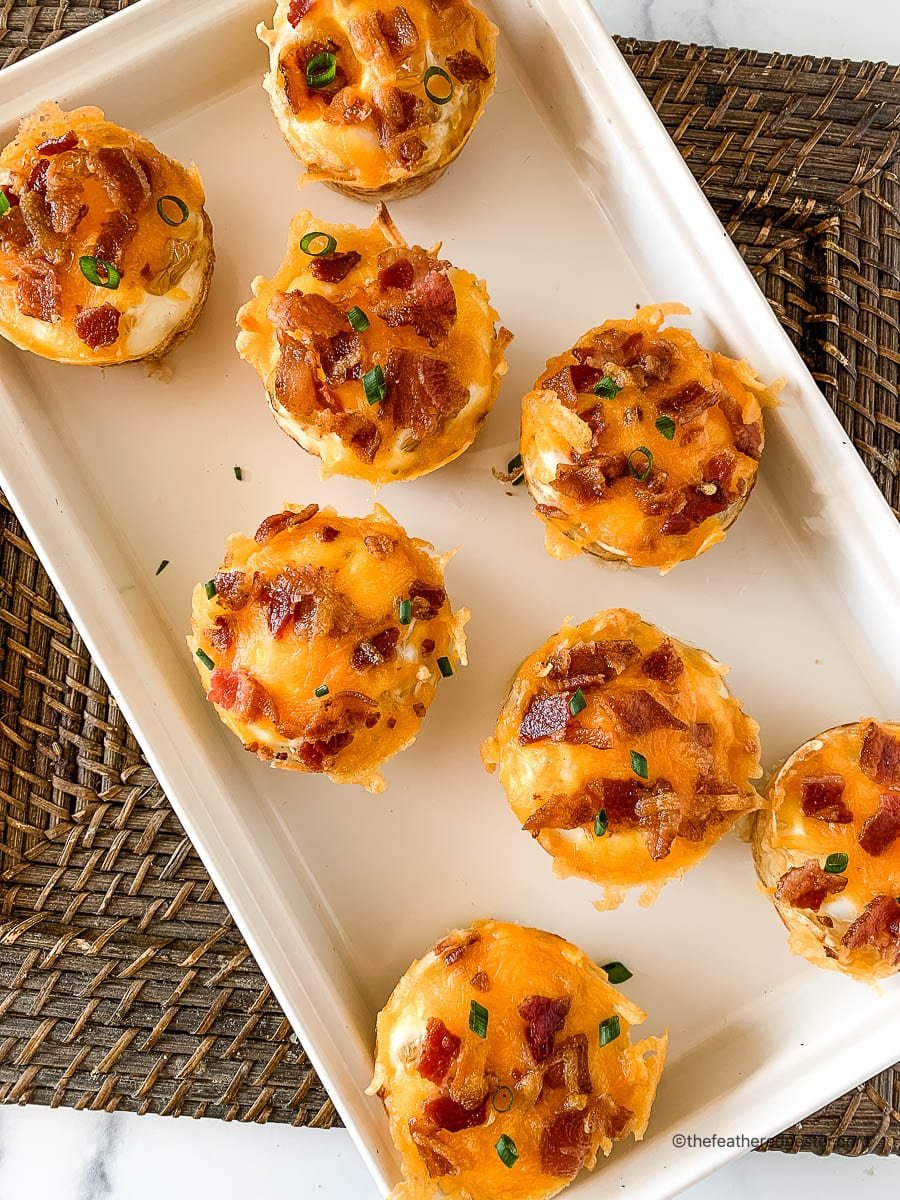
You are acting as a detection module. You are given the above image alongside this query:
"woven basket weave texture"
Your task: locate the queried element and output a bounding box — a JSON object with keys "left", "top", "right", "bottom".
{"left": 0, "top": 0, "right": 898, "bottom": 1156}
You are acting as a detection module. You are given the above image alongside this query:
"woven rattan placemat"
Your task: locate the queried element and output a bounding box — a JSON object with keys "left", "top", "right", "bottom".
{"left": 0, "top": 0, "right": 898, "bottom": 1157}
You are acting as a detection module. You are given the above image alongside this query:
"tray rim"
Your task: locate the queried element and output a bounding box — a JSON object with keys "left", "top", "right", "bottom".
{"left": 0, "top": 1, "right": 899, "bottom": 1197}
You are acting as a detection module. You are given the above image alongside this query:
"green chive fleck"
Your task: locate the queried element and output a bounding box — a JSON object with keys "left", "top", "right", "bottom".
{"left": 300, "top": 230, "right": 338, "bottom": 256}
{"left": 205, "top": 579, "right": 217, "bottom": 600}
{"left": 424, "top": 65, "right": 454, "bottom": 105}
{"left": 593, "top": 375, "right": 621, "bottom": 399}
{"left": 157, "top": 195, "right": 190, "bottom": 227}
{"left": 305, "top": 51, "right": 337, "bottom": 90}
{"left": 655, "top": 415, "right": 676, "bottom": 440}
{"left": 233, "top": 466, "right": 243, "bottom": 481}
{"left": 569, "top": 688, "right": 586, "bottom": 717}
{"left": 80, "top": 255, "right": 120, "bottom": 290}
{"left": 398, "top": 598, "right": 413, "bottom": 626}
{"left": 495, "top": 1134, "right": 518, "bottom": 1169}
{"left": 492, "top": 1086, "right": 513, "bottom": 1113}
{"left": 594, "top": 808, "right": 608, "bottom": 838}
{"left": 347, "top": 306, "right": 370, "bottom": 333}
{"left": 196, "top": 648, "right": 214, "bottom": 671}
{"left": 630, "top": 750, "right": 648, "bottom": 779}
{"left": 363, "top": 365, "right": 388, "bottom": 406}
{"left": 155, "top": 560, "right": 169, "bottom": 576}
{"left": 507, "top": 453, "right": 523, "bottom": 474}
{"left": 824, "top": 852, "right": 848, "bottom": 874}
{"left": 0, "top": 192, "right": 10, "bottom": 217}
{"left": 314, "top": 684, "right": 329, "bottom": 698}
{"left": 628, "top": 446, "right": 654, "bottom": 481}
{"left": 469, "top": 1000, "right": 489, "bottom": 1039}
{"left": 603, "top": 962, "right": 633, "bottom": 985}
{"left": 599, "top": 1015, "right": 621, "bottom": 1047}
{"left": 437, "top": 656, "right": 454, "bottom": 678}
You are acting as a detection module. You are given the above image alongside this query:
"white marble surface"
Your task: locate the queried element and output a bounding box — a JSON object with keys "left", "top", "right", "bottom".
{"left": 5, "top": 1, "right": 900, "bottom": 1198}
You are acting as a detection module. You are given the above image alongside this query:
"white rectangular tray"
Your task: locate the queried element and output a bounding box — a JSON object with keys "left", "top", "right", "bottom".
{"left": 1, "top": 1, "right": 899, "bottom": 1196}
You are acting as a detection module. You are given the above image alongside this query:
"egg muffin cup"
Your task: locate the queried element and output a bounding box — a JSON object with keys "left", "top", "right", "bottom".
{"left": 370, "top": 919, "right": 666, "bottom": 1200}
{"left": 237, "top": 204, "right": 510, "bottom": 485}
{"left": 0, "top": 101, "right": 214, "bottom": 365}
{"left": 482, "top": 609, "right": 763, "bottom": 909}
{"left": 189, "top": 503, "right": 468, "bottom": 793}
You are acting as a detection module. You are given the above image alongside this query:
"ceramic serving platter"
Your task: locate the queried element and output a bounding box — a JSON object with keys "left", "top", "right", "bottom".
{"left": 0, "top": 1, "right": 898, "bottom": 1196}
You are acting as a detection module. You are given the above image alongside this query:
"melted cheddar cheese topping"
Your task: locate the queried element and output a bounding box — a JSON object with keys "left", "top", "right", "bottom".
{"left": 237, "top": 206, "right": 510, "bottom": 485}
{"left": 0, "top": 102, "right": 213, "bottom": 365}
{"left": 259, "top": 0, "right": 497, "bottom": 199}
{"left": 188, "top": 503, "right": 468, "bottom": 793}
{"left": 370, "top": 920, "right": 666, "bottom": 1200}
{"left": 753, "top": 721, "right": 900, "bottom": 980}
{"left": 482, "top": 609, "right": 762, "bottom": 909}
{"left": 521, "top": 305, "right": 778, "bottom": 572}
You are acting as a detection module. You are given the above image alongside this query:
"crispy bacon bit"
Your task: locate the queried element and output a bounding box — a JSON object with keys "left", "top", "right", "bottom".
{"left": 604, "top": 689, "right": 687, "bottom": 734}
{"left": 720, "top": 395, "right": 763, "bottom": 461}
{"left": 372, "top": 83, "right": 426, "bottom": 149}
{"left": 377, "top": 6, "right": 419, "bottom": 58}
{"left": 523, "top": 794, "right": 596, "bottom": 835}
{"left": 208, "top": 669, "right": 278, "bottom": 724}
{"left": 589, "top": 777, "right": 642, "bottom": 827}
{"left": 860, "top": 722, "right": 900, "bottom": 788}
{"left": 434, "top": 930, "right": 480, "bottom": 966}
{"left": 0, "top": 184, "right": 19, "bottom": 207}
{"left": 91, "top": 147, "right": 152, "bottom": 214}
{"left": 540, "top": 1110, "right": 592, "bottom": 1178}
{"left": 262, "top": 566, "right": 357, "bottom": 640}
{"left": 841, "top": 896, "right": 900, "bottom": 963}
{"left": 544, "top": 1033, "right": 592, "bottom": 1095}
{"left": 208, "top": 617, "right": 233, "bottom": 652}
{"left": 660, "top": 483, "right": 730, "bottom": 535}
{"left": 287, "top": 0, "right": 315, "bottom": 24}
{"left": 548, "top": 640, "right": 639, "bottom": 688}
{"left": 308, "top": 250, "right": 362, "bottom": 284}
{"left": 74, "top": 304, "right": 120, "bottom": 349}
{"left": 542, "top": 364, "right": 605, "bottom": 405}
{"left": 858, "top": 793, "right": 900, "bottom": 857}
{"left": 26, "top": 158, "right": 49, "bottom": 194}
{"left": 659, "top": 380, "right": 718, "bottom": 423}
{"left": 519, "top": 692, "right": 571, "bottom": 745}
{"left": 423, "top": 1093, "right": 488, "bottom": 1133}
{"left": 586, "top": 328, "right": 644, "bottom": 369}
{"left": 554, "top": 460, "right": 607, "bottom": 503}
{"left": 318, "top": 525, "right": 340, "bottom": 543}
{"left": 0, "top": 204, "right": 31, "bottom": 254}
{"left": 592, "top": 1093, "right": 633, "bottom": 1141}
{"left": 408, "top": 1120, "right": 457, "bottom": 1179}
{"left": 775, "top": 860, "right": 847, "bottom": 912}
{"left": 800, "top": 774, "right": 853, "bottom": 824}
{"left": 704, "top": 450, "right": 737, "bottom": 489}
{"left": 640, "top": 640, "right": 684, "bottom": 684}
{"left": 323, "top": 87, "right": 373, "bottom": 126}
{"left": 270, "top": 290, "right": 345, "bottom": 336}
{"left": 382, "top": 350, "right": 467, "bottom": 439}
{"left": 446, "top": 49, "right": 491, "bottom": 82}
{"left": 347, "top": 419, "right": 382, "bottom": 463}
{"left": 350, "top": 627, "right": 400, "bottom": 671}
{"left": 36, "top": 130, "right": 78, "bottom": 155}
{"left": 409, "top": 581, "right": 445, "bottom": 619}
{"left": 255, "top": 505, "right": 319, "bottom": 544}
{"left": 282, "top": 39, "right": 347, "bottom": 110}
{"left": 370, "top": 247, "right": 458, "bottom": 346}
{"left": 15, "top": 261, "right": 59, "bottom": 321}
{"left": 363, "top": 534, "right": 395, "bottom": 558}
{"left": 319, "top": 330, "right": 362, "bottom": 385}
{"left": 470, "top": 971, "right": 489, "bottom": 992}
{"left": 519, "top": 995, "right": 571, "bottom": 1063}
{"left": 214, "top": 570, "right": 251, "bottom": 610}
{"left": 418, "top": 1018, "right": 461, "bottom": 1084}
{"left": 94, "top": 210, "right": 138, "bottom": 268}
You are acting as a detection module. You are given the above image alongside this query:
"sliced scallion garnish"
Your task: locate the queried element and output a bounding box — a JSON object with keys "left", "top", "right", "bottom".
{"left": 314, "top": 684, "right": 330, "bottom": 698}
{"left": 655, "top": 415, "right": 676, "bottom": 440}
{"left": 825, "top": 852, "right": 848, "bottom": 874}
{"left": 398, "top": 599, "right": 412, "bottom": 626}
{"left": 469, "top": 1000, "right": 489, "bottom": 1038}
{"left": 492, "top": 1086, "right": 513, "bottom": 1113}
{"left": 347, "top": 306, "right": 370, "bottom": 333}
{"left": 599, "top": 1015, "right": 621, "bottom": 1047}
{"left": 196, "top": 648, "right": 215, "bottom": 670}
{"left": 300, "top": 230, "right": 338, "bottom": 257}
{"left": 233, "top": 466, "right": 244, "bottom": 481}
{"left": 306, "top": 50, "right": 337, "bottom": 89}
{"left": 363, "top": 364, "right": 387, "bottom": 406}
{"left": 593, "top": 375, "right": 621, "bottom": 399}
{"left": 205, "top": 579, "right": 217, "bottom": 600}
{"left": 495, "top": 1134, "right": 518, "bottom": 1169}
{"left": 603, "top": 961, "right": 633, "bottom": 985}
{"left": 628, "top": 446, "right": 654, "bottom": 481}
{"left": 437, "top": 656, "right": 454, "bottom": 678}
{"left": 155, "top": 559, "right": 169, "bottom": 576}
{"left": 569, "top": 688, "right": 586, "bottom": 717}
{"left": 157, "top": 195, "right": 189, "bottom": 227}
{"left": 0, "top": 192, "right": 10, "bottom": 217}
{"left": 424, "top": 65, "right": 454, "bottom": 105}
{"left": 80, "top": 255, "right": 120, "bottom": 290}
{"left": 630, "top": 750, "right": 648, "bottom": 779}
{"left": 594, "top": 808, "right": 608, "bottom": 838}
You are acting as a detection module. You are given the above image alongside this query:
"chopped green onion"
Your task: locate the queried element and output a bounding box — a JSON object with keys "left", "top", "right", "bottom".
{"left": 196, "top": 648, "right": 215, "bottom": 671}
{"left": 599, "top": 1015, "right": 621, "bottom": 1047}
{"left": 314, "top": 684, "right": 330, "bottom": 698}
{"left": 0, "top": 192, "right": 10, "bottom": 217}
{"left": 300, "top": 230, "right": 338, "bottom": 257}
{"left": 347, "top": 306, "right": 370, "bottom": 333}
{"left": 79, "top": 255, "right": 120, "bottom": 290}
{"left": 424, "top": 65, "right": 454, "bottom": 105}
{"left": 594, "top": 808, "right": 608, "bottom": 838}
{"left": 495, "top": 1134, "right": 518, "bottom": 1169}
{"left": 603, "top": 961, "right": 633, "bottom": 985}
{"left": 437, "top": 656, "right": 454, "bottom": 678}
{"left": 398, "top": 598, "right": 413, "bottom": 626}
{"left": 155, "top": 559, "right": 169, "bottom": 576}
{"left": 655, "top": 415, "right": 676, "bottom": 440}
{"left": 469, "top": 1000, "right": 488, "bottom": 1038}
{"left": 593, "top": 375, "right": 621, "bottom": 399}
{"left": 628, "top": 446, "right": 654, "bottom": 481}
{"left": 492, "top": 1086, "right": 513, "bottom": 1113}
{"left": 205, "top": 579, "right": 217, "bottom": 600}
{"left": 569, "top": 688, "right": 586, "bottom": 717}
{"left": 306, "top": 50, "right": 337, "bottom": 89}
{"left": 157, "top": 195, "right": 189, "bottom": 227}
{"left": 507, "top": 453, "right": 523, "bottom": 474}
{"left": 233, "top": 466, "right": 243, "bottom": 481}
{"left": 824, "top": 852, "right": 848, "bottom": 874}
{"left": 630, "top": 750, "right": 648, "bottom": 779}
{"left": 363, "top": 365, "right": 387, "bottom": 405}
